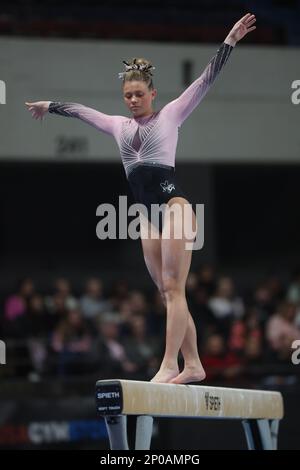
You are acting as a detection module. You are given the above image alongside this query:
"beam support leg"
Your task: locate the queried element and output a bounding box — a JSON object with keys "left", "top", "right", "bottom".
{"left": 257, "top": 419, "right": 273, "bottom": 450}
{"left": 135, "top": 415, "right": 153, "bottom": 450}
{"left": 270, "top": 419, "right": 280, "bottom": 450}
{"left": 242, "top": 419, "right": 256, "bottom": 450}
{"left": 104, "top": 415, "right": 129, "bottom": 450}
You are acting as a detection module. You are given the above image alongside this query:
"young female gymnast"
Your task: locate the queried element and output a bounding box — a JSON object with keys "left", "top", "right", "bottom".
{"left": 26, "top": 13, "right": 256, "bottom": 384}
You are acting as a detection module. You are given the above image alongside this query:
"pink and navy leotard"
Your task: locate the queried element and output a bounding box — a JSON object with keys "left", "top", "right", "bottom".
{"left": 49, "top": 42, "right": 233, "bottom": 229}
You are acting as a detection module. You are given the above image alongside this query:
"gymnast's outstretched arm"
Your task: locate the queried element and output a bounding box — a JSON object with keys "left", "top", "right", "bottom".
{"left": 163, "top": 13, "right": 256, "bottom": 126}
{"left": 25, "top": 100, "right": 121, "bottom": 136}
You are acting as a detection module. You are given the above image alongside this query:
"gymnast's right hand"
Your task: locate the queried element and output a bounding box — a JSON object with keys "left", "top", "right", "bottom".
{"left": 25, "top": 101, "right": 51, "bottom": 120}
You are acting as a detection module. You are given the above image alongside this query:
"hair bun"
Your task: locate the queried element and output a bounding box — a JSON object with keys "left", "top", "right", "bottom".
{"left": 118, "top": 59, "right": 155, "bottom": 80}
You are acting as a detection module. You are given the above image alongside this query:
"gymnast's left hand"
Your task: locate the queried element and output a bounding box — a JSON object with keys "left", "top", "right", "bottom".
{"left": 225, "top": 13, "right": 256, "bottom": 46}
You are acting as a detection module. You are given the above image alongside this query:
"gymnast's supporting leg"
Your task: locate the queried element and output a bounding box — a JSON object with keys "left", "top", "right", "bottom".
{"left": 104, "top": 415, "right": 129, "bottom": 450}
{"left": 158, "top": 198, "right": 205, "bottom": 383}
{"left": 140, "top": 210, "right": 205, "bottom": 383}
{"left": 135, "top": 416, "right": 154, "bottom": 450}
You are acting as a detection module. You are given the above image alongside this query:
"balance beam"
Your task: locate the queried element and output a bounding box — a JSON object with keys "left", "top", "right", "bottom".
{"left": 95, "top": 379, "right": 284, "bottom": 450}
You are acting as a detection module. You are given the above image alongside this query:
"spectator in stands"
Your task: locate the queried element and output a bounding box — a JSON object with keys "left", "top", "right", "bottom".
{"left": 96, "top": 313, "right": 138, "bottom": 377}
{"left": 119, "top": 299, "right": 134, "bottom": 323}
{"left": 116, "top": 289, "right": 152, "bottom": 338}
{"left": 24, "top": 294, "right": 52, "bottom": 377}
{"left": 266, "top": 301, "right": 300, "bottom": 362}
{"left": 264, "top": 275, "right": 285, "bottom": 304}
{"left": 4, "top": 277, "right": 35, "bottom": 322}
{"left": 80, "top": 277, "right": 112, "bottom": 320}
{"left": 45, "top": 292, "right": 69, "bottom": 331}
{"left": 24, "top": 294, "right": 51, "bottom": 336}
{"left": 208, "top": 276, "right": 245, "bottom": 338}
{"left": 228, "top": 319, "right": 247, "bottom": 356}
{"left": 45, "top": 277, "right": 78, "bottom": 314}
{"left": 252, "top": 283, "right": 276, "bottom": 320}
{"left": 197, "top": 264, "right": 217, "bottom": 298}
{"left": 201, "top": 333, "right": 243, "bottom": 382}
{"left": 287, "top": 268, "right": 300, "bottom": 305}
{"left": 287, "top": 269, "right": 300, "bottom": 327}
{"left": 128, "top": 290, "right": 149, "bottom": 316}
{"left": 50, "top": 307, "right": 93, "bottom": 376}
{"left": 123, "top": 314, "right": 162, "bottom": 379}
{"left": 244, "top": 307, "right": 265, "bottom": 337}
{"left": 109, "top": 279, "right": 130, "bottom": 310}
{"left": 243, "top": 335, "right": 264, "bottom": 367}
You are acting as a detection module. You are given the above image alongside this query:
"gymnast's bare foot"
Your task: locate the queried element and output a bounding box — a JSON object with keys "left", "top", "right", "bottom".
{"left": 169, "top": 364, "right": 206, "bottom": 384}
{"left": 150, "top": 365, "right": 179, "bottom": 384}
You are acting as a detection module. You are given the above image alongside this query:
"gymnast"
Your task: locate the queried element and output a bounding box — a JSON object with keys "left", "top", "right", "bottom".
{"left": 26, "top": 13, "right": 256, "bottom": 384}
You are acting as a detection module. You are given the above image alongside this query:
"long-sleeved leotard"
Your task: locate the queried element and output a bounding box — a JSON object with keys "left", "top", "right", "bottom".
{"left": 49, "top": 42, "right": 233, "bottom": 178}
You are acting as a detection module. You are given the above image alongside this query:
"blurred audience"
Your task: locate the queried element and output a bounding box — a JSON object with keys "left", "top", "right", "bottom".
{"left": 1, "top": 267, "right": 300, "bottom": 384}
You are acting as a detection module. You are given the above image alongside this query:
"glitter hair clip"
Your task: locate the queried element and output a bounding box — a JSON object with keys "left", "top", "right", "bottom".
{"left": 118, "top": 59, "right": 155, "bottom": 79}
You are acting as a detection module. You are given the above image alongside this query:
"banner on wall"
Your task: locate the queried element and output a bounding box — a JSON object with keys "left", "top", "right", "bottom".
{"left": 0, "top": 397, "right": 108, "bottom": 449}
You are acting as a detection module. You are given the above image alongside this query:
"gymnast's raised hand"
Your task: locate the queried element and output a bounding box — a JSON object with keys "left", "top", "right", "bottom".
{"left": 224, "top": 13, "right": 256, "bottom": 46}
